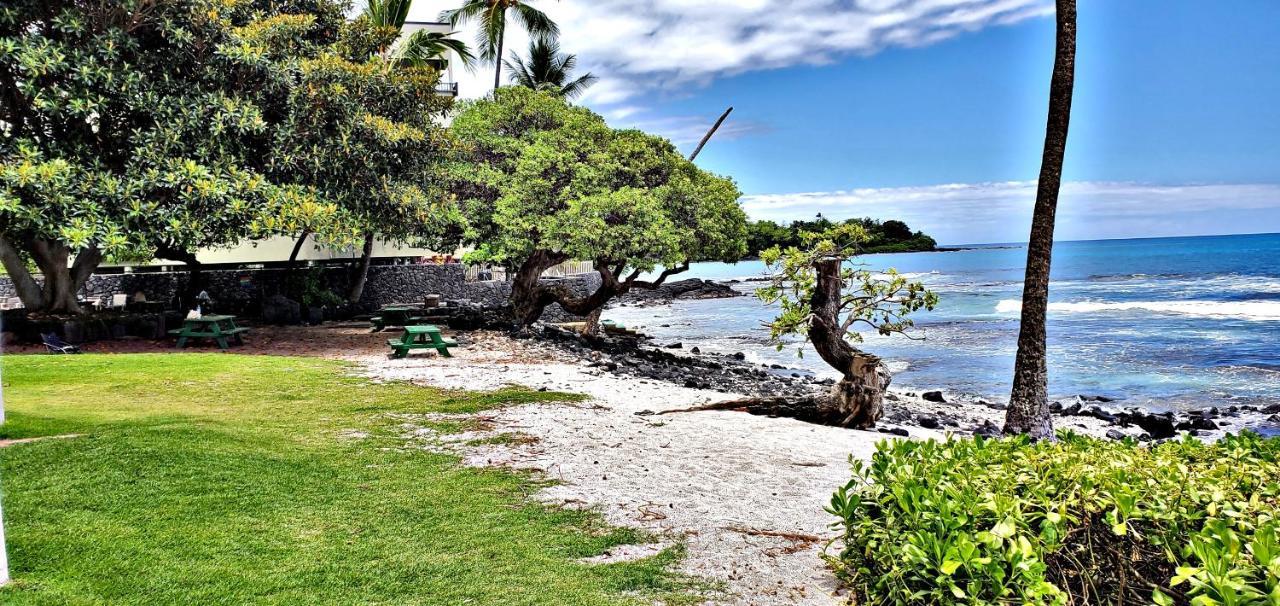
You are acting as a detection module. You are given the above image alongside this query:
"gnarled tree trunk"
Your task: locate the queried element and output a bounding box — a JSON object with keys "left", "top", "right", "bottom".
{"left": 509, "top": 250, "right": 690, "bottom": 332}
{"left": 0, "top": 235, "right": 46, "bottom": 310}
{"left": 0, "top": 237, "right": 100, "bottom": 314}
{"left": 1006, "top": 0, "right": 1076, "bottom": 440}
{"left": 510, "top": 250, "right": 570, "bottom": 328}
{"left": 347, "top": 231, "right": 376, "bottom": 305}
{"left": 809, "top": 257, "right": 888, "bottom": 428}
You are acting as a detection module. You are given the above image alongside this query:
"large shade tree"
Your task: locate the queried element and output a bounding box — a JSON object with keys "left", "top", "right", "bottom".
{"left": 441, "top": 0, "right": 558, "bottom": 91}
{"left": 239, "top": 8, "right": 465, "bottom": 305}
{"left": 1005, "top": 0, "right": 1077, "bottom": 439}
{"left": 450, "top": 87, "right": 747, "bottom": 329}
{"left": 0, "top": 0, "right": 310, "bottom": 314}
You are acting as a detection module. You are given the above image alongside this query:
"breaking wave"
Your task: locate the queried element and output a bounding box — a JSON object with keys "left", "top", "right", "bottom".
{"left": 994, "top": 299, "right": 1280, "bottom": 321}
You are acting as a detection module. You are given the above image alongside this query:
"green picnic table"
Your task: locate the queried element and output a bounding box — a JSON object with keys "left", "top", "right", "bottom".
{"left": 169, "top": 315, "right": 248, "bottom": 350}
{"left": 387, "top": 325, "right": 457, "bottom": 359}
{"left": 370, "top": 305, "right": 424, "bottom": 332}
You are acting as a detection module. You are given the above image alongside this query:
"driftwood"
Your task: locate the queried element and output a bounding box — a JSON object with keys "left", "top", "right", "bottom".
{"left": 649, "top": 395, "right": 832, "bottom": 425}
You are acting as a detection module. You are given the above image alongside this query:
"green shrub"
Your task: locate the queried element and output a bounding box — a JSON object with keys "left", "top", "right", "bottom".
{"left": 826, "top": 432, "right": 1280, "bottom": 605}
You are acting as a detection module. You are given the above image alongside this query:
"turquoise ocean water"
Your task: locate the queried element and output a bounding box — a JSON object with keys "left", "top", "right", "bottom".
{"left": 604, "top": 233, "right": 1280, "bottom": 411}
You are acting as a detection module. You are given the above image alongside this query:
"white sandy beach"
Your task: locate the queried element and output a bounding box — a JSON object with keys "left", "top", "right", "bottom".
{"left": 356, "top": 333, "right": 939, "bottom": 605}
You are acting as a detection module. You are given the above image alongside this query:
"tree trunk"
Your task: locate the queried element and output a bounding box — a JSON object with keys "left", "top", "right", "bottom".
{"left": 493, "top": 21, "right": 505, "bottom": 90}
{"left": 688, "top": 106, "right": 733, "bottom": 162}
{"left": 0, "top": 237, "right": 100, "bottom": 314}
{"left": 0, "top": 235, "right": 46, "bottom": 310}
{"left": 1005, "top": 0, "right": 1076, "bottom": 440}
{"left": 823, "top": 353, "right": 890, "bottom": 429}
{"left": 807, "top": 257, "right": 888, "bottom": 428}
{"left": 347, "top": 231, "right": 376, "bottom": 305}
{"left": 32, "top": 239, "right": 94, "bottom": 314}
{"left": 579, "top": 308, "right": 603, "bottom": 336}
{"left": 154, "top": 244, "right": 202, "bottom": 310}
{"left": 287, "top": 231, "right": 310, "bottom": 269}
{"left": 509, "top": 250, "right": 566, "bottom": 328}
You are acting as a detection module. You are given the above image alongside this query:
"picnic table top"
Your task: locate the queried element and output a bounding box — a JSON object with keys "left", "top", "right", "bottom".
{"left": 183, "top": 315, "right": 237, "bottom": 323}
{"left": 402, "top": 325, "right": 441, "bottom": 334}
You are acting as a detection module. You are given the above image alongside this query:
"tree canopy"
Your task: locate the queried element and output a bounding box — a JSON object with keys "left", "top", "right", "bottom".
{"left": 0, "top": 0, "right": 309, "bottom": 312}
{"left": 0, "top": 0, "right": 463, "bottom": 313}
{"left": 450, "top": 87, "right": 747, "bottom": 327}
{"left": 746, "top": 215, "right": 937, "bottom": 258}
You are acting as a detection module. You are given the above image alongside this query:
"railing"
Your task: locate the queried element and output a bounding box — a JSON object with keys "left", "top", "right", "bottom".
{"left": 541, "top": 260, "right": 595, "bottom": 278}
{"left": 463, "top": 260, "right": 596, "bottom": 282}
{"left": 435, "top": 82, "right": 459, "bottom": 96}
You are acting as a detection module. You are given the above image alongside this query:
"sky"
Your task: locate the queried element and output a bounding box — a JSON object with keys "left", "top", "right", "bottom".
{"left": 405, "top": 0, "right": 1280, "bottom": 245}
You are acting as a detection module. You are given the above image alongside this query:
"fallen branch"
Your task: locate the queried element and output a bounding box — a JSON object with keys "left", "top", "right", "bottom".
{"left": 722, "top": 525, "right": 824, "bottom": 544}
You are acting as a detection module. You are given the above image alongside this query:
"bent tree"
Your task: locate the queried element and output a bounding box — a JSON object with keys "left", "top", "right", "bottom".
{"left": 757, "top": 225, "right": 936, "bottom": 428}
{"left": 451, "top": 88, "right": 747, "bottom": 329}
{"left": 1005, "top": 0, "right": 1077, "bottom": 439}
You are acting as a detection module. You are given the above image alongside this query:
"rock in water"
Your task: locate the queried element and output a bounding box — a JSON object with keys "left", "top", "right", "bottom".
{"left": 922, "top": 391, "right": 946, "bottom": 403}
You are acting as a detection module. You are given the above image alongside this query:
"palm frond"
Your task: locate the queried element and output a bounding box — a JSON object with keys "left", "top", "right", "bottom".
{"left": 397, "top": 30, "right": 477, "bottom": 71}
{"left": 364, "top": 0, "right": 414, "bottom": 29}
{"left": 559, "top": 72, "right": 598, "bottom": 101}
{"left": 512, "top": 3, "right": 559, "bottom": 40}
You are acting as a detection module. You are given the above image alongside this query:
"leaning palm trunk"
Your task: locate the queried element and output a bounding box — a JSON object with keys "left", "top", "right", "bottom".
{"left": 1005, "top": 0, "right": 1077, "bottom": 439}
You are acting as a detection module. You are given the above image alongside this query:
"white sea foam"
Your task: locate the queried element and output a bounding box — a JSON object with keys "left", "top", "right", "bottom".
{"left": 995, "top": 299, "right": 1280, "bottom": 321}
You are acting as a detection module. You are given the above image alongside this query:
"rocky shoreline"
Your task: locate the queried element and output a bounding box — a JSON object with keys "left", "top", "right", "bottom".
{"left": 526, "top": 312, "right": 1280, "bottom": 443}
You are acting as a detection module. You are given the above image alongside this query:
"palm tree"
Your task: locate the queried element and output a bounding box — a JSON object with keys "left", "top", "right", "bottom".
{"left": 441, "top": 0, "right": 559, "bottom": 91}
{"left": 396, "top": 29, "right": 476, "bottom": 71}
{"left": 1004, "top": 0, "right": 1077, "bottom": 440}
{"left": 342, "top": 0, "right": 474, "bottom": 305}
{"left": 503, "top": 39, "right": 596, "bottom": 100}
{"left": 364, "top": 0, "right": 475, "bottom": 69}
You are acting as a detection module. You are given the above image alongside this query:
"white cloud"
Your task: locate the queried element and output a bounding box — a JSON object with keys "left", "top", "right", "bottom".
{"left": 742, "top": 181, "right": 1280, "bottom": 244}
{"left": 408, "top": 0, "right": 1054, "bottom": 104}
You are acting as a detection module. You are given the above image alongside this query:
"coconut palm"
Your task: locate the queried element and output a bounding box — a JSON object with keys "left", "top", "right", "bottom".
{"left": 503, "top": 39, "right": 596, "bottom": 100}
{"left": 363, "top": 0, "right": 475, "bottom": 69}
{"left": 1005, "top": 0, "right": 1077, "bottom": 439}
{"left": 441, "top": 0, "right": 559, "bottom": 90}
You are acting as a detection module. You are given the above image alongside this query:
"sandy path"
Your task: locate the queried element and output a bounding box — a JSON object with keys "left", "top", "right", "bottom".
{"left": 360, "top": 337, "right": 947, "bottom": 606}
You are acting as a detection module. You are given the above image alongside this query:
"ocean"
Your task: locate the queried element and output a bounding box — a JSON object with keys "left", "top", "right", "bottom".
{"left": 603, "top": 232, "right": 1280, "bottom": 412}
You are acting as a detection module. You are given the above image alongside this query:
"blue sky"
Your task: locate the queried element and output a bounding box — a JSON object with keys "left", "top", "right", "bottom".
{"left": 413, "top": 0, "right": 1280, "bottom": 244}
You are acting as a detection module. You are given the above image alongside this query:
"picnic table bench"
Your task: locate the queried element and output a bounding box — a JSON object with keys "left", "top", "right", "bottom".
{"left": 387, "top": 325, "right": 457, "bottom": 359}
{"left": 169, "top": 315, "right": 248, "bottom": 350}
{"left": 370, "top": 305, "right": 426, "bottom": 332}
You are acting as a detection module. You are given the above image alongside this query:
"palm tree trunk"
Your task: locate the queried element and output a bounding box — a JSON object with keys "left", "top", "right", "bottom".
{"left": 1005, "top": 0, "right": 1076, "bottom": 439}
{"left": 688, "top": 107, "right": 733, "bottom": 162}
{"left": 493, "top": 19, "right": 505, "bottom": 90}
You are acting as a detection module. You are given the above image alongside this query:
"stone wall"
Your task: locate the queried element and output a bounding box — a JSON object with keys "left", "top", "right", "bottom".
{"left": 0, "top": 264, "right": 601, "bottom": 320}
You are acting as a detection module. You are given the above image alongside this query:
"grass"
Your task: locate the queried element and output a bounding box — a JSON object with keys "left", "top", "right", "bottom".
{"left": 0, "top": 353, "right": 699, "bottom": 605}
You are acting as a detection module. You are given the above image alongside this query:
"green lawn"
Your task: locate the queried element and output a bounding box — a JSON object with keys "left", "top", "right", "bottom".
{"left": 0, "top": 354, "right": 696, "bottom": 605}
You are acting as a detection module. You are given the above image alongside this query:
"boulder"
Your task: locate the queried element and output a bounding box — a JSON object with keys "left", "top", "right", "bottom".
{"left": 261, "top": 294, "right": 301, "bottom": 326}
{"left": 921, "top": 390, "right": 946, "bottom": 403}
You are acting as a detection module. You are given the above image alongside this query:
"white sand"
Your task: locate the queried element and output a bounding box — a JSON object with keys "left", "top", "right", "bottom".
{"left": 358, "top": 334, "right": 952, "bottom": 605}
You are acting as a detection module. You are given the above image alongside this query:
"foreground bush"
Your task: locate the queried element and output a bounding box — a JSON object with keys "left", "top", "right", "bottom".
{"left": 827, "top": 432, "right": 1280, "bottom": 605}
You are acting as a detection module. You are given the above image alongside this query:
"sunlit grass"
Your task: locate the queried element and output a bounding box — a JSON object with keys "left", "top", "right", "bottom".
{"left": 0, "top": 354, "right": 697, "bottom": 605}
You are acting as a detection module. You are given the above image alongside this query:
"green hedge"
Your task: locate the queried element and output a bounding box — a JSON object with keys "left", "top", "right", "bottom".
{"left": 826, "top": 432, "right": 1280, "bottom": 605}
